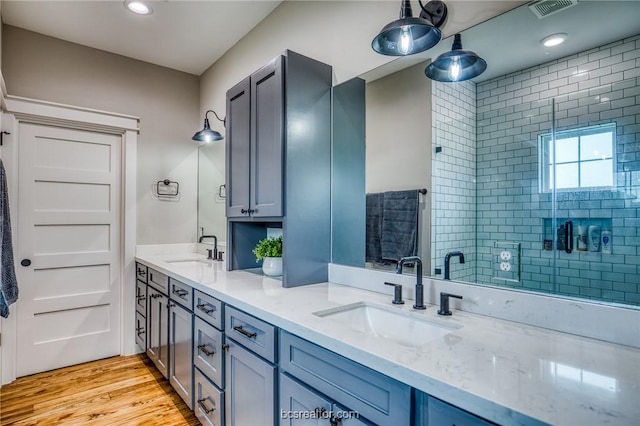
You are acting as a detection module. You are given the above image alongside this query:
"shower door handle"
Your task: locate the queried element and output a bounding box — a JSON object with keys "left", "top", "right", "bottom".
{"left": 565, "top": 220, "right": 573, "bottom": 254}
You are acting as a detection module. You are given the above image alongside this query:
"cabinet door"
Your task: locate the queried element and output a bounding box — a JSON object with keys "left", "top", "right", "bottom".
{"left": 250, "top": 56, "right": 284, "bottom": 217}
{"left": 195, "top": 368, "right": 224, "bottom": 426}
{"left": 147, "top": 288, "right": 169, "bottom": 378}
{"left": 169, "top": 301, "right": 193, "bottom": 409}
{"left": 135, "top": 311, "right": 146, "bottom": 350}
{"left": 280, "top": 373, "right": 331, "bottom": 426}
{"left": 194, "top": 317, "right": 224, "bottom": 387}
{"left": 226, "top": 77, "right": 251, "bottom": 218}
{"left": 225, "top": 339, "right": 276, "bottom": 426}
{"left": 426, "top": 397, "right": 495, "bottom": 426}
{"left": 332, "top": 403, "right": 371, "bottom": 426}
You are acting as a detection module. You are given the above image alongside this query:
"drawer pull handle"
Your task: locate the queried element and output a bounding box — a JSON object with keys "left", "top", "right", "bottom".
{"left": 137, "top": 268, "right": 146, "bottom": 275}
{"left": 168, "top": 302, "right": 176, "bottom": 308}
{"left": 233, "top": 325, "right": 257, "bottom": 339}
{"left": 222, "top": 343, "right": 230, "bottom": 351}
{"left": 136, "top": 295, "right": 146, "bottom": 302}
{"left": 198, "top": 344, "right": 215, "bottom": 357}
{"left": 197, "top": 398, "right": 216, "bottom": 414}
{"left": 196, "top": 304, "right": 215, "bottom": 314}
{"left": 172, "top": 289, "right": 188, "bottom": 297}
{"left": 136, "top": 327, "right": 145, "bottom": 336}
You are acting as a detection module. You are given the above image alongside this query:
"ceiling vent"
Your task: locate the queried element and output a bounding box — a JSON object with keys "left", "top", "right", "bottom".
{"left": 528, "top": 0, "right": 579, "bottom": 19}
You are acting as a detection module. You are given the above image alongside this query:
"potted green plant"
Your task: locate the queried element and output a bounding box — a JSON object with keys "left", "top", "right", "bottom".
{"left": 252, "top": 236, "right": 283, "bottom": 276}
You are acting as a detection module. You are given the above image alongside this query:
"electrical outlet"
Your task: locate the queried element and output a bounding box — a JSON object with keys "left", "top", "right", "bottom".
{"left": 500, "top": 262, "right": 512, "bottom": 272}
{"left": 500, "top": 250, "right": 512, "bottom": 261}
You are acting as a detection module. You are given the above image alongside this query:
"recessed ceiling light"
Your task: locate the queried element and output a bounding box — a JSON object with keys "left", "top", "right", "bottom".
{"left": 541, "top": 33, "right": 567, "bottom": 48}
{"left": 124, "top": 0, "right": 153, "bottom": 15}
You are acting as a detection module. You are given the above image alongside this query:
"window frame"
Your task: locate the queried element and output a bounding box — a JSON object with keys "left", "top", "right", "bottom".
{"left": 538, "top": 123, "right": 617, "bottom": 193}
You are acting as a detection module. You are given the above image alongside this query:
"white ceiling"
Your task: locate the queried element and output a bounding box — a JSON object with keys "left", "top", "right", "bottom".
{"left": 1, "top": 0, "right": 283, "bottom": 76}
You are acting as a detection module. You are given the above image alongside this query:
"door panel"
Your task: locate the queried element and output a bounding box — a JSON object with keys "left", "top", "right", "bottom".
{"left": 225, "top": 339, "right": 276, "bottom": 426}
{"left": 147, "top": 288, "right": 169, "bottom": 378}
{"left": 170, "top": 302, "right": 193, "bottom": 409}
{"left": 280, "top": 373, "right": 331, "bottom": 426}
{"left": 250, "top": 56, "right": 284, "bottom": 217}
{"left": 16, "top": 123, "right": 121, "bottom": 377}
{"left": 226, "top": 77, "right": 251, "bottom": 218}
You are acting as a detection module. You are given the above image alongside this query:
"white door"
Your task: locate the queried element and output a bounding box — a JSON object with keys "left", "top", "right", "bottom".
{"left": 16, "top": 123, "right": 121, "bottom": 376}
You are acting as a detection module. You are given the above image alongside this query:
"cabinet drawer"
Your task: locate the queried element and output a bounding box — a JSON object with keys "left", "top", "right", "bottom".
{"left": 194, "top": 290, "right": 223, "bottom": 329}
{"left": 225, "top": 306, "right": 276, "bottom": 363}
{"left": 136, "top": 263, "right": 148, "bottom": 283}
{"left": 135, "top": 281, "right": 147, "bottom": 316}
{"left": 194, "top": 368, "right": 224, "bottom": 426}
{"left": 148, "top": 268, "right": 168, "bottom": 295}
{"left": 194, "top": 317, "right": 224, "bottom": 388}
{"left": 427, "top": 397, "right": 496, "bottom": 426}
{"left": 280, "top": 331, "right": 410, "bottom": 426}
{"left": 170, "top": 278, "right": 193, "bottom": 311}
{"left": 135, "top": 311, "right": 146, "bottom": 349}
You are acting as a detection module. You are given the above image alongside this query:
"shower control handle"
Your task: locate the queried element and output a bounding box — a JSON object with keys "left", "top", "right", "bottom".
{"left": 565, "top": 220, "right": 573, "bottom": 254}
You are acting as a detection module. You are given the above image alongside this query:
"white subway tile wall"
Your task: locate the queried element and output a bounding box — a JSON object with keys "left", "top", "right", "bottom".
{"left": 431, "top": 79, "right": 477, "bottom": 282}
{"left": 472, "top": 35, "right": 640, "bottom": 305}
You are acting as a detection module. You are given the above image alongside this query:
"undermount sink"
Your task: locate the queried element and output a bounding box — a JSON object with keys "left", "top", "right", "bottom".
{"left": 313, "top": 302, "right": 461, "bottom": 348}
{"left": 166, "top": 259, "right": 211, "bottom": 267}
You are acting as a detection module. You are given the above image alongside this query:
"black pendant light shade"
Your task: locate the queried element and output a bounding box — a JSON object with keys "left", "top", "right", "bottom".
{"left": 192, "top": 110, "right": 225, "bottom": 144}
{"left": 372, "top": 0, "right": 447, "bottom": 56}
{"left": 425, "top": 34, "right": 487, "bottom": 82}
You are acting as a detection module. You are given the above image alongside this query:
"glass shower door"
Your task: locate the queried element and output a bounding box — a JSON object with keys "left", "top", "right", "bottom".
{"left": 549, "top": 76, "right": 640, "bottom": 305}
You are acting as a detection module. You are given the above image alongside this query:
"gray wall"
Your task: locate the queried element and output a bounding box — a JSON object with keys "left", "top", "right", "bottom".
{"left": 366, "top": 61, "right": 431, "bottom": 266}
{"left": 1, "top": 25, "right": 200, "bottom": 244}
{"left": 475, "top": 35, "right": 640, "bottom": 305}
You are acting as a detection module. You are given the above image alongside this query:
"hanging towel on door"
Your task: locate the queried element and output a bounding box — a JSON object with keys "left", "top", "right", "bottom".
{"left": 0, "top": 160, "right": 18, "bottom": 318}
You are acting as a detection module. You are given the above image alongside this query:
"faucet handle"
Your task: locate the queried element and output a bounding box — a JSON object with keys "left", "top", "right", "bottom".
{"left": 384, "top": 282, "right": 405, "bottom": 305}
{"left": 438, "top": 292, "right": 463, "bottom": 316}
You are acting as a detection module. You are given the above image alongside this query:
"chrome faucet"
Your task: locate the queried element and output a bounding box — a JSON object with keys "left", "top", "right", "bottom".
{"left": 199, "top": 235, "right": 218, "bottom": 260}
{"left": 444, "top": 251, "right": 465, "bottom": 280}
{"left": 396, "top": 256, "right": 425, "bottom": 310}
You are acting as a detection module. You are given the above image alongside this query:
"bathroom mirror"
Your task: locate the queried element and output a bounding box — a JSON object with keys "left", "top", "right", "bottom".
{"left": 197, "top": 141, "right": 226, "bottom": 244}
{"left": 333, "top": 0, "right": 640, "bottom": 307}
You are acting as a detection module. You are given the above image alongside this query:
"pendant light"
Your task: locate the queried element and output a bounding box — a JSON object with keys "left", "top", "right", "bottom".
{"left": 192, "top": 110, "right": 225, "bottom": 144}
{"left": 425, "top": 34, "right": 487, "bottom": 82}
{"left": 371, "top": 0, "right": 448, "bottom": 56}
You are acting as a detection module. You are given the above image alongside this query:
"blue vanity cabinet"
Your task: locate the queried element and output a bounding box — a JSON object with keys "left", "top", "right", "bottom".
{"left": 224, "top": 306, "right": 278, "bottom": 426}
{"left": 193, "top": 290, "right": 226, "bottom": 426}
{"left": 168, "top": 279, "right": 194, "bottom": 410}
{"left": 146, "top": 267, "right": 170, "bottom": 379}
{"left": 135, "top": 279, "right": 147, "bottom": 350}
{"left": 195, "top": 367, "right": 224, "bottom": 426}
{"left": 414, "top": 393, "right": 496, "bottom": 426}
{"left": 226, "top": 50, "right": 332, "bottom": 289}
{"left": 135, "top": 263, "right": 148, "bottom": 350}
{"left": 280, "top": 373, "right": 372, "bottom": 426}
{"left": 280, "top": 331, "right": 411, "bottom": 426}
{"left": 226, "top": 55, "right": 284, "bottom": 219}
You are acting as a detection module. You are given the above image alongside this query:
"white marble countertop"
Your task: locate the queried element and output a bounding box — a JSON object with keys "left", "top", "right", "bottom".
{"left": 136, "top": 252, "right": 640, "bottom": 426}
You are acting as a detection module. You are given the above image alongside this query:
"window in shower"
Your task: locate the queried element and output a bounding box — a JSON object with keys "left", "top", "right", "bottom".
{"left": 539, "top": 123, "right": 616, "bottom": 192}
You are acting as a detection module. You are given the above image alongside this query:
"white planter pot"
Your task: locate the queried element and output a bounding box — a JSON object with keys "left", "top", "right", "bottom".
{"left": 262, "top": 257, "right": 283, "bottom": 277}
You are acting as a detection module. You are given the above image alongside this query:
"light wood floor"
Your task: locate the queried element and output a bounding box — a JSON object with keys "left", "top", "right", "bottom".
{"left": 0, "top": 354, "right": 200, "bottom": 426}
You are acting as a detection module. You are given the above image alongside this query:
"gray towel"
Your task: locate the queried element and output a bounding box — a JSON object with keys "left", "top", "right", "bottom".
{"left": 365, "top": 193, "right": 383, "bottom": 263}
{"left": 0, "top": 160, "right": 18, "bottom": 318}
{"left": 381, "top": 190, "right": 419, "bottom": 262}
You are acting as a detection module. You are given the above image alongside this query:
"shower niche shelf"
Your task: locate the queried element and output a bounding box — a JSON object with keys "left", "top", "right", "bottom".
{"left": 543, "top": 218, "right": 612, "bottom": 253}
